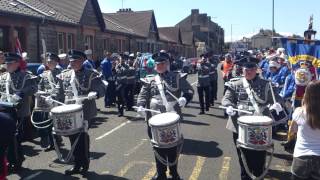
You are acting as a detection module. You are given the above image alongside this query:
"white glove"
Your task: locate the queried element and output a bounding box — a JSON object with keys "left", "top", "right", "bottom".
{"left": 45, "top": 96, "right": 54, "bottom": 105}
{"left": 178, "top": 97, "right": 187, "bottom": 107}
{"left": 11, "top": 94, "right": 22, "bottom": 103}
{"left": 226, "top": 106, "right": 236, "bottom": 116}
{"left": 269, "top": 103, "right": 283, "bottom": 115}
{"left": 137, "top": 106, "right": 146, "bottom": 117}
{"left": 87, "top": 92, "right": 98, "bottom": 100}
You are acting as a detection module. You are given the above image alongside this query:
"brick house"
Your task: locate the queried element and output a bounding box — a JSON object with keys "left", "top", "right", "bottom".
{"left": 0, "top": 0, "right": 106, "bottom": 62}
{"left": 176, "top": 9, "right": 224, "bottom": 56}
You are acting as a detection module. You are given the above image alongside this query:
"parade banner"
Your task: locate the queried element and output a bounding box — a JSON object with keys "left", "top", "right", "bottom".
{"left": 281, "top": 38, "right": 320, "bottom": 68}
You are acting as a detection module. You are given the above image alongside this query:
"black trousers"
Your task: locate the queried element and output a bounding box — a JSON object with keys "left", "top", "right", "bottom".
{"left": 153, "top": 146, "right": 179, "bottom": 177}
{"left": 197, "top": 86, "right": 210, "bottom": 112}
{"left": 105, "top": 80, "right": 116, "bottom": 106}
{"left": 116, "top": 84, "right": 127, "bottom": 115}
{"left": 125, "top": 84, "right": 135, "bottom": 110}
{"left": 69, "top": 132, "right": 90, "bottom": 168}
{"left": 233, "top": 133, "right": 266, "bottom": 180}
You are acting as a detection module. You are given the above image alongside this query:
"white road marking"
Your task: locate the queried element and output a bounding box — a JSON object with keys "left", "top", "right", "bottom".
{"left": 124, "top": 139, "right": 148, "bottom": 156}
{"left": 95, "top": 121, "right": 131, "bottom": 140}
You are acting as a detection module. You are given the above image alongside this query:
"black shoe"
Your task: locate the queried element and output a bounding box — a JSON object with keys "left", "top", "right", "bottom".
{"left": 65, "top": 166, "right": 81, "bottom": 175}
{"left": 80, "top": 162, "right": 89, "bottom": 173}
{"left": 151, "top": 173, "right": 167, "bottom": 180}
{"left": 44, "top": 145, "right": 55, "bottom": 152}
{"left": 205, "top": 107, "right": 209, "bottom": 111}
{"left": 199, "top": 111, "right": 205, "bottom": 115}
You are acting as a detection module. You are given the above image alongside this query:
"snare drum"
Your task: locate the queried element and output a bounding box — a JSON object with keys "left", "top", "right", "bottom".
{"left": 269, "top": 107, "right": 289, "bottom": 126}
{"left": 149, "top": 112, "right": 183, "bottom": 148}
{"left": 51, "top": 104, "right": 83, "bottom": 136}
{"left": 34, "top": 92, "right": 54, "bottom": 112}
{"left": 237, "top": 116, "right": 273, "bottom": 151}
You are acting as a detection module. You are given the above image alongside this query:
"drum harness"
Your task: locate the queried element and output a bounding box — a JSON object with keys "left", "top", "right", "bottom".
{"left": 240, "top": 78, "right": 274, "bottom": 180}
{"left": 152, "top": 75, "right": 183, "bottom": 167}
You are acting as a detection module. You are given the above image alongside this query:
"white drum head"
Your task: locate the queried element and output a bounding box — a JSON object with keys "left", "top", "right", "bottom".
{"left": 149, "top": 112, "right": 180, "bottom": 127}
{"left": 238, "top": 116, "right": 272, "bottom": 125}
{"left": 51, "top": 104, "right": 82, "bottom": 114}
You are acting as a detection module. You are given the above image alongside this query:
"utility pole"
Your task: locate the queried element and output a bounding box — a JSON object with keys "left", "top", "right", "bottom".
{"left": 231, "top": 24, "right": 233, "bottom": 43}
{"left": 272, "top": 0, "right": 274, "bottom": 45}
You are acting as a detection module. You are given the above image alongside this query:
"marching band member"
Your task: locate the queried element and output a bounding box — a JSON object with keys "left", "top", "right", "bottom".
{"left": 207, "top": 51, "right": 219, "bottom": 105}
{"left": 0, "top": 53, "right": 38, "bottom": 172}
{"left": 56, "top": 50, "right": 105, "bottom": 175}
{"left": 136, "top": 52, "right": 194, "bottom": 180}
{"left": 36, "top": 53, "right": 64, "bottom": 151}
{"left": 100, "top": 52, "right": 115, "bottom": 108}
{"left": 197, "top": 53, "right": 211, "bottom": 114}
{"left": 222, "top": 55, "right": 283, "bottom": 180}
{"left": 83, "top": 49, "right": 96, "bottom": 70}
{"left": 115, "top": 53, "right": 129, "bottom": 117}
{"left": 125, "top": 54, "right": 137, "bottom": 111}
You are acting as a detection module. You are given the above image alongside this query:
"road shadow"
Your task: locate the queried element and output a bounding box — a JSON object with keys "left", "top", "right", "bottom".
{"left": 181, "top": 139, "right": 223, "bottom": 158}
{"left": 205, "top": 113, "right": 226, "bottom": 119}
{"left": 9, "top": 168, "right": 80, "bottom": 180}
{"left": 51, "top": 150, "right": 106, "bottom": 165}
{"left": 99, "top": 110, "right": 119, "bottom": 115}
{"left": 267, "top": 169, "right": 292, "bottom": 180}
{"left": 181, "top": 119, "right": 210, "bottom": 126}
{"left": 185, "top": 104, "right": 201, "bottom": 109}
{"left": 90, "top": 117, "right": 108, "bottom": 129}
{"left": 22, "top": 144, "right": 42, "bottom": 157}
{"left": 271, "top": 152, "right": 293, "bottom": 162}
{"left": 182, "top": 113, "right": 197, "bottom": 118}
{"left": 86, "top": 171, "right": 130, "bottom": 180}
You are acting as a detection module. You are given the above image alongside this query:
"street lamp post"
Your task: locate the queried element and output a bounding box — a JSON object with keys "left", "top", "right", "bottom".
{"left": 272, "top": 0, "right": 274, "bottom": 46}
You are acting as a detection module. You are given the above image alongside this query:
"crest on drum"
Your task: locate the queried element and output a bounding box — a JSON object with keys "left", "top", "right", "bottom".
{"left": 248, "top": 127, "right": 268, "bottom": 145}
{"left": 159, "top": 128, "right": 178, "bottom": 144}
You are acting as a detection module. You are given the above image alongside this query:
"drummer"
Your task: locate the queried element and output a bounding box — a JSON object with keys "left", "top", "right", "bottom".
{"left": 221, "top": 54, "right": 283, "bottom": 180}
{"left": 136, "top": 51, "right": 194, "bottom": 180}
{"left": 36, "top": 52, "right": 64, "bottom": 151}
{"left": 0, "top": 52, "right": 38, "bottom": 172}
{"left": 56, "top": 49, "right": 105, "bottom": 176}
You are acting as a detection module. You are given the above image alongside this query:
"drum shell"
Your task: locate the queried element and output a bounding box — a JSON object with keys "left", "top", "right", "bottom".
{"left": 149, "top": 113, "right": 182, "bottom": 148}
{"left": 237, "top": 116, "right": 273, "bottom": 151}
{"left": 51, "top": 105, "right": 83, "bottom": 136}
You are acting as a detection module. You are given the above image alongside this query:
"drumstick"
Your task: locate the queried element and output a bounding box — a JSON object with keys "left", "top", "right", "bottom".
{"left": 40, "top": 95, "right": 66, "bottom": 106}
{"left": 133, "top": 106, "right": 161, "bottom": 114}
{"left": 65, "top": 96, "right": 89, "bottom": 103}
{"left": 269, "top": 82, "right": 277, "bottom": 104}
{"left": 191, "top": 81, "right": 198, "bottom": 86}
{"left": 166, "top": 90, "right": 179, "bottom": 101}
{"left": 218, "top": 106, "right": 253, "bottom": 115}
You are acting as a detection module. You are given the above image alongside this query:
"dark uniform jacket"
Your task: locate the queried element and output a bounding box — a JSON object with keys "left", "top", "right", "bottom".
{"left": 0, "top": 70, "right": 37, "bottom": 117}
{"left": 222, "top": 76, "right": 283, "bottom": 133}
{"left": 38, "top": 68, "right": 64, "bottom": 103}
{"left": 57, "top": 68, "right": 105, "bottom": 120}
{"left": 137, "top": 71, "right": 194, "bottom": 120}
{"left": 197, "top": 62, "right": 211, "bottom": 87}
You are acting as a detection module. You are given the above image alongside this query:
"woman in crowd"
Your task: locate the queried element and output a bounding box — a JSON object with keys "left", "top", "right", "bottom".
{"left": 290, "top": 80, "right": 320, "bottom": 180}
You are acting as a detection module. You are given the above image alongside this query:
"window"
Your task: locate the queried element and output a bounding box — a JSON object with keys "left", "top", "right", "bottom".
{"left": 67, "top": 33, "right": 74, "bottom": 50}
{"left": 122, "top": 40, "right": 126, "bottom": 52}
{"left": 85, "top": 35, "right": 94, "bottom": 50}
{"left": 58, "top": 32, "right": 66, "bottom": 53}
{"left": 117, "top": 39, "right": 121, "bottom": 52}
{"left": 103, "top": 38, "right": 110, "bottom": 51}
{"left": 0, "top": 28, "right": 4, "bottom": 51}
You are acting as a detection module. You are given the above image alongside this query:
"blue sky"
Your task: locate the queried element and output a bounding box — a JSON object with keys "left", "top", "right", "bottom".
{"left": 98, "top": 0, "right": 320, "bottom": 42}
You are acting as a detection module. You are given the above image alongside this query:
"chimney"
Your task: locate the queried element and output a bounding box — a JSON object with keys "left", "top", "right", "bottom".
{"left": 191, "top": 9, "right": 199, "bottom": 15}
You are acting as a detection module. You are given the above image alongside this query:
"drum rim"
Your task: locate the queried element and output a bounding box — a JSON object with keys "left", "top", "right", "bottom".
{"left": 237, "top": 140, "right": 273, "bottom": 151}
{"left": 149, "top": 112, "right": 180, "bottom": 126}
{"left": 238, "top": 116, "right": 273, "bottom": 125}
{"left": 51, "top": 104, "right": 83, "bottom": 114}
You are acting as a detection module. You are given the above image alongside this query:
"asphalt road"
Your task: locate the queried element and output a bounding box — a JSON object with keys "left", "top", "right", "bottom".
{"left": 7, "top": 73, "right": 293, "bottom": 180}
